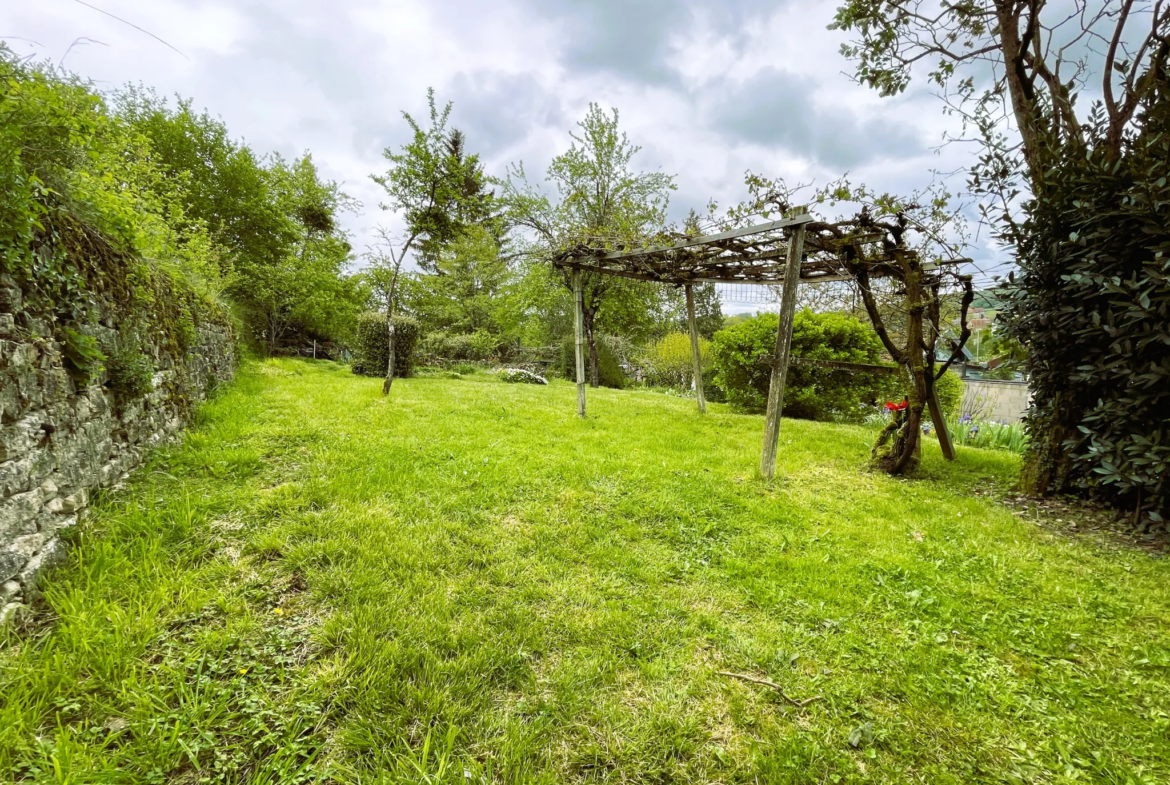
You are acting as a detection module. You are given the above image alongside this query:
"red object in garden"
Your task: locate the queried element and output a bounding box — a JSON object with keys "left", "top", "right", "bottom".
{"left": 884, "top": 400, "right": 908, "bottom": 412}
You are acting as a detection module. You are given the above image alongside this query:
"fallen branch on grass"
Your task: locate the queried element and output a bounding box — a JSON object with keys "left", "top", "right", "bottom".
{"left": 716, "top": 671, "right": 822, "bottom": 708}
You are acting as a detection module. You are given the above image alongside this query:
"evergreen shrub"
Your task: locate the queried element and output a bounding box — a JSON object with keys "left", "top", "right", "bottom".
{"left": 351, "top": 312, "right": 418, "bottom": 378}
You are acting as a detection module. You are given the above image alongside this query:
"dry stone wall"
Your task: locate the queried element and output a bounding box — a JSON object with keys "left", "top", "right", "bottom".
{"left": 0, "top": 273, "right": 235, "bottom": 622}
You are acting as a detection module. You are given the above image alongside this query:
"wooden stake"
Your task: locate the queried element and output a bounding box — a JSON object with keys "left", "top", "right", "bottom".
{"left": 685, "top": 284, "right": 706, "bottom": 414}
{"left": 760, "top": 209, "right": 808, "bottom": 479}
{"left": 573, "top": 269, "right": 586, "bottom": 418}
{"left": 927, "top": 383, "right": 956, "bottom": 460}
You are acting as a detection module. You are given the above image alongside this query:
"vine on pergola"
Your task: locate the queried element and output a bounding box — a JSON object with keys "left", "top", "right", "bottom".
{"left": 554, "top": 196, "right": 975, "bottom": 477}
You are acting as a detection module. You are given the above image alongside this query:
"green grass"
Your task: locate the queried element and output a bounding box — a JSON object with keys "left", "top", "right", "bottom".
{"left": 3, "top": 358, "right": 1169, "bottom": 784}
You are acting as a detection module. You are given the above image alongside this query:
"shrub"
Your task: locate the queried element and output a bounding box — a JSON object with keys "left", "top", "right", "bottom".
{"left": 711, "top": 310, "right": 887, "bottom": 420}
{"left": 351, "top": 312, "right": 418, "bottom": 378}
{"left": 1002, "top": 85, "right": 1170, "bottom": 520}
{"left": 105, "top": 346, "right": 155, "bottom": 399}
{"left": 419, "top": 330, "right": 501, "bottom": 363}
{"left": 61, "top": 326, "right": 105, "bottom": 387}
{"left": 499, "top": 368, "right": 547, "bottom": 385}
{"left": 642, "top": 331, "right": 710, "bottom": 390}
{"left": 558, "top": 335, "right": 625, "bottom": 388}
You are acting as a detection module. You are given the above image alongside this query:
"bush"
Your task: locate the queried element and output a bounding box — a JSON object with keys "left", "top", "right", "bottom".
{"left": 559, "top": 334, "right": 625, "bottom": 388}
{"left": 419, "top": 329, "right": 501, "bottom": 363}
{"left": 711, "top": 310, "right": 887, "bottom": 420}
{"left": 1002, "top": 85, "right": 1170, "bottom": 520}
{"left": 105, "top": 346, "right": 155, "bottom": 399}
{"left": 61, "top": 327, "right": 106, "bottom": 387}
{"left": 933, "top": 369, "right": 963, "bottom": 418}
{"left": 642, "top": 331, "right": 710, "bottom": 389}
{"left": 499, "top": 368, "right": 548, "bottom": 385}
{"left": 351, "top": 312, "right": 418, "bottom": 378}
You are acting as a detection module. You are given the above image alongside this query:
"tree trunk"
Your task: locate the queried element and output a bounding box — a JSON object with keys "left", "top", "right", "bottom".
{"left": 382, "top": 315, "right": 396, "bottom": 395}
{"left": 583, "top": 307, "right": 600, "bottom": 387}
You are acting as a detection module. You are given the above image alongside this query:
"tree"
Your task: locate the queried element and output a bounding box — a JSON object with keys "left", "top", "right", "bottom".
{"left": 833, "top": 1, "right": 1170, "bottom": 514}
{"left": 252, "top": 154, "right": 360, "bottom": 353}
{"left": 371, "top": 88, "right": 497, "bottom": 276}
{"left": 410, "top": 225, "right": 518, "bottom": 338}
{"left": 114, "top": 88, "right": 294, "bottom": 288}
{"left": 503, "top": 104, "right": 676, "bottom": 385}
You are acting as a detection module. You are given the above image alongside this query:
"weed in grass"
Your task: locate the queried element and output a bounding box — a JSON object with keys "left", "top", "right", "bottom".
{"left": 2, "top": 359, "right": 1168, "bottom": 784}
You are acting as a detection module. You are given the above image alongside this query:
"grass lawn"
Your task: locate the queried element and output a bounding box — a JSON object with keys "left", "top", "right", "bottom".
{"left": 3, "top": 359, "right": 1169, "bottom": 784}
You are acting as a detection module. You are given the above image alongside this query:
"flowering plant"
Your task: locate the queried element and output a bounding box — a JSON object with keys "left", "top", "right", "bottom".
{"left": 884, "top": 399, "right": 908, "bottom": 412}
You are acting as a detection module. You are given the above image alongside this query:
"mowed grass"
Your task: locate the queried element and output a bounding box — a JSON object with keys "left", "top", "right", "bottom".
{"left": 2, "top": 359, "right": 1169, "bottom": 784}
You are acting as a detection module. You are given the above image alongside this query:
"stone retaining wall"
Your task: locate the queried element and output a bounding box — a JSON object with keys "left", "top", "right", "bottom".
{"left": 0, "top": 274, "right": 235, "bottom": 622}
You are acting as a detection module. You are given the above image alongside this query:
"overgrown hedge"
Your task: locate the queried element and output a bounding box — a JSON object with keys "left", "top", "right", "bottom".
{"left": 1003, "top": 90, "right": 1170, "bottom": 521}
{"left": 711, "top": 310, "right": 892, "bottom": 420}
{"left": 351, "top": 312, "right": 418, "bottom": 378}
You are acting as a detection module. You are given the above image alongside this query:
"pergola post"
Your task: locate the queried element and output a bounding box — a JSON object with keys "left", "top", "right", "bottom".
{"left": 927, "top": 386, "right": 955, "bottom": 460}
{"left": 573, "top": 268, "right": 586, "bottom": 418}
{"left": 684, "top": 284, "right": 706, "bottom": 414}
{"left": 759, "top": 209, "right": 809, "bottom": 479}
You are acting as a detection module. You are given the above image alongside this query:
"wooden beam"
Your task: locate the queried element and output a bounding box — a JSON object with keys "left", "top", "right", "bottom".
{"left": 927, "top": 384, "right": 956, "bottom": 460}
{"left": 599, "top": 213, "right": 816, "bottom": 261}
{"left": 760, "top": 210, "right": 809, "bottom": 479}
{"left": 788, "top": 357, "right": 901, "bottom": 374}
{"left": 685, "top": 284, "right": 706, "bottom": 414}
{"left": 573, "top": 269, "right": 586, "bottom": 418}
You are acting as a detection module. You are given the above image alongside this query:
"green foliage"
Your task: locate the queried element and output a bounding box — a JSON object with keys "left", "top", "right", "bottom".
{"left": 1003, "top": 91, "right": 1170, "bottom": 520}
{"left": 351, "top": 312, "right": 418, "bottom": 378}
{"left": 642, "top": 331, "right": 709, "bottom": 390}
{"left": 933, "top": 415, "right": 1029, "bottom": 454}
{"left": 371, "top": 89, "right": 499, "bottom": 274}
{"left": 115, "top": 90, "right": 363, "bottom": 351}
{"left": 420, "top": 330, "right": 501, "bottom": 364}
{"left": 933, "top": 369, "right": 963, "bottom": 419}
{"left": 711, "top": 310, "right": 888, "bottom": 420}
{"left": 406, "top": 226, "right": 518, "bottom": 339}
{"left": 559, "top": 334, "right": 625, "bottom": 388}
{"left": 104, "top": 345, "right": 156, "bottom": 399}
{"left": 503, "top": 104, "right": 676, "bottom": 382}
{"left": 60, "top": 327, "right": 105, "bottom": 387}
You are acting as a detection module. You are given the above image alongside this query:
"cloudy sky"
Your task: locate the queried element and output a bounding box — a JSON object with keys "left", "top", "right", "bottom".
{"left": 3, "top": 0, "right": 1009, "bottom": 288}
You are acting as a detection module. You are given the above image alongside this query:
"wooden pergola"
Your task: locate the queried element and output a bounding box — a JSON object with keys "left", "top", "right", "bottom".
{"left": 553, "top": 209, "right": 963, "bottom": 478}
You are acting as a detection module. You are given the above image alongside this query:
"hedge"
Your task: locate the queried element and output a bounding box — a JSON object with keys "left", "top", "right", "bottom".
{"left": 711, "top": 310, "right": 890, "bottom": 420}
{"left": 351, "top": 312, "right": 419, "bottom": 378}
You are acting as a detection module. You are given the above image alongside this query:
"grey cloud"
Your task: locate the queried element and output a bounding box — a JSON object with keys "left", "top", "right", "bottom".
{"left": 444, "top": 71, "right": 564, "bottom": 158}
{"left": 705, "top": 67, "right": 925, "bottom": 169}
{"left": 511, "top": 0, "right": 780, "bottom": 85}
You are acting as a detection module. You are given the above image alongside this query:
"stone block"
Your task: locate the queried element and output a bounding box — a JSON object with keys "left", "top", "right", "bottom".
{"left": 0, "top": 313, "right": 13, "bottom": 337}
{"left": 0, "top": 489, "right": 42, "bottom": 541}
{"left": 17, "top": 536, "right": 65, "bottom": 597}
{"left": 60, "top": 490, "right": 87, "bottom": 514}
{"left": 1, "top": 579, "right": 19, "bottom": 603}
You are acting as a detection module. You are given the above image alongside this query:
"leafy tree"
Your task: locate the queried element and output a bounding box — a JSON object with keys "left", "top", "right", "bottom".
{"left": 114, "top": 88, "right": 293, "bottom": 285}
{"left": 503, "top": 104, "right": 676, "bottom": 385}
{"left": 371, "top": 89, "right": 497, "bottom": 275}
{"left": 263, "top": 154, "right": 361, "bottom": 350}
{"left": 833, "top": 1, "right": 1170, "bottom": 516}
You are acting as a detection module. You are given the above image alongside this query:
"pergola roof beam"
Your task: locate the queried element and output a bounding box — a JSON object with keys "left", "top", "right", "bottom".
{"left": 597, "top": 213, "right": 816, "bottom": 261}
